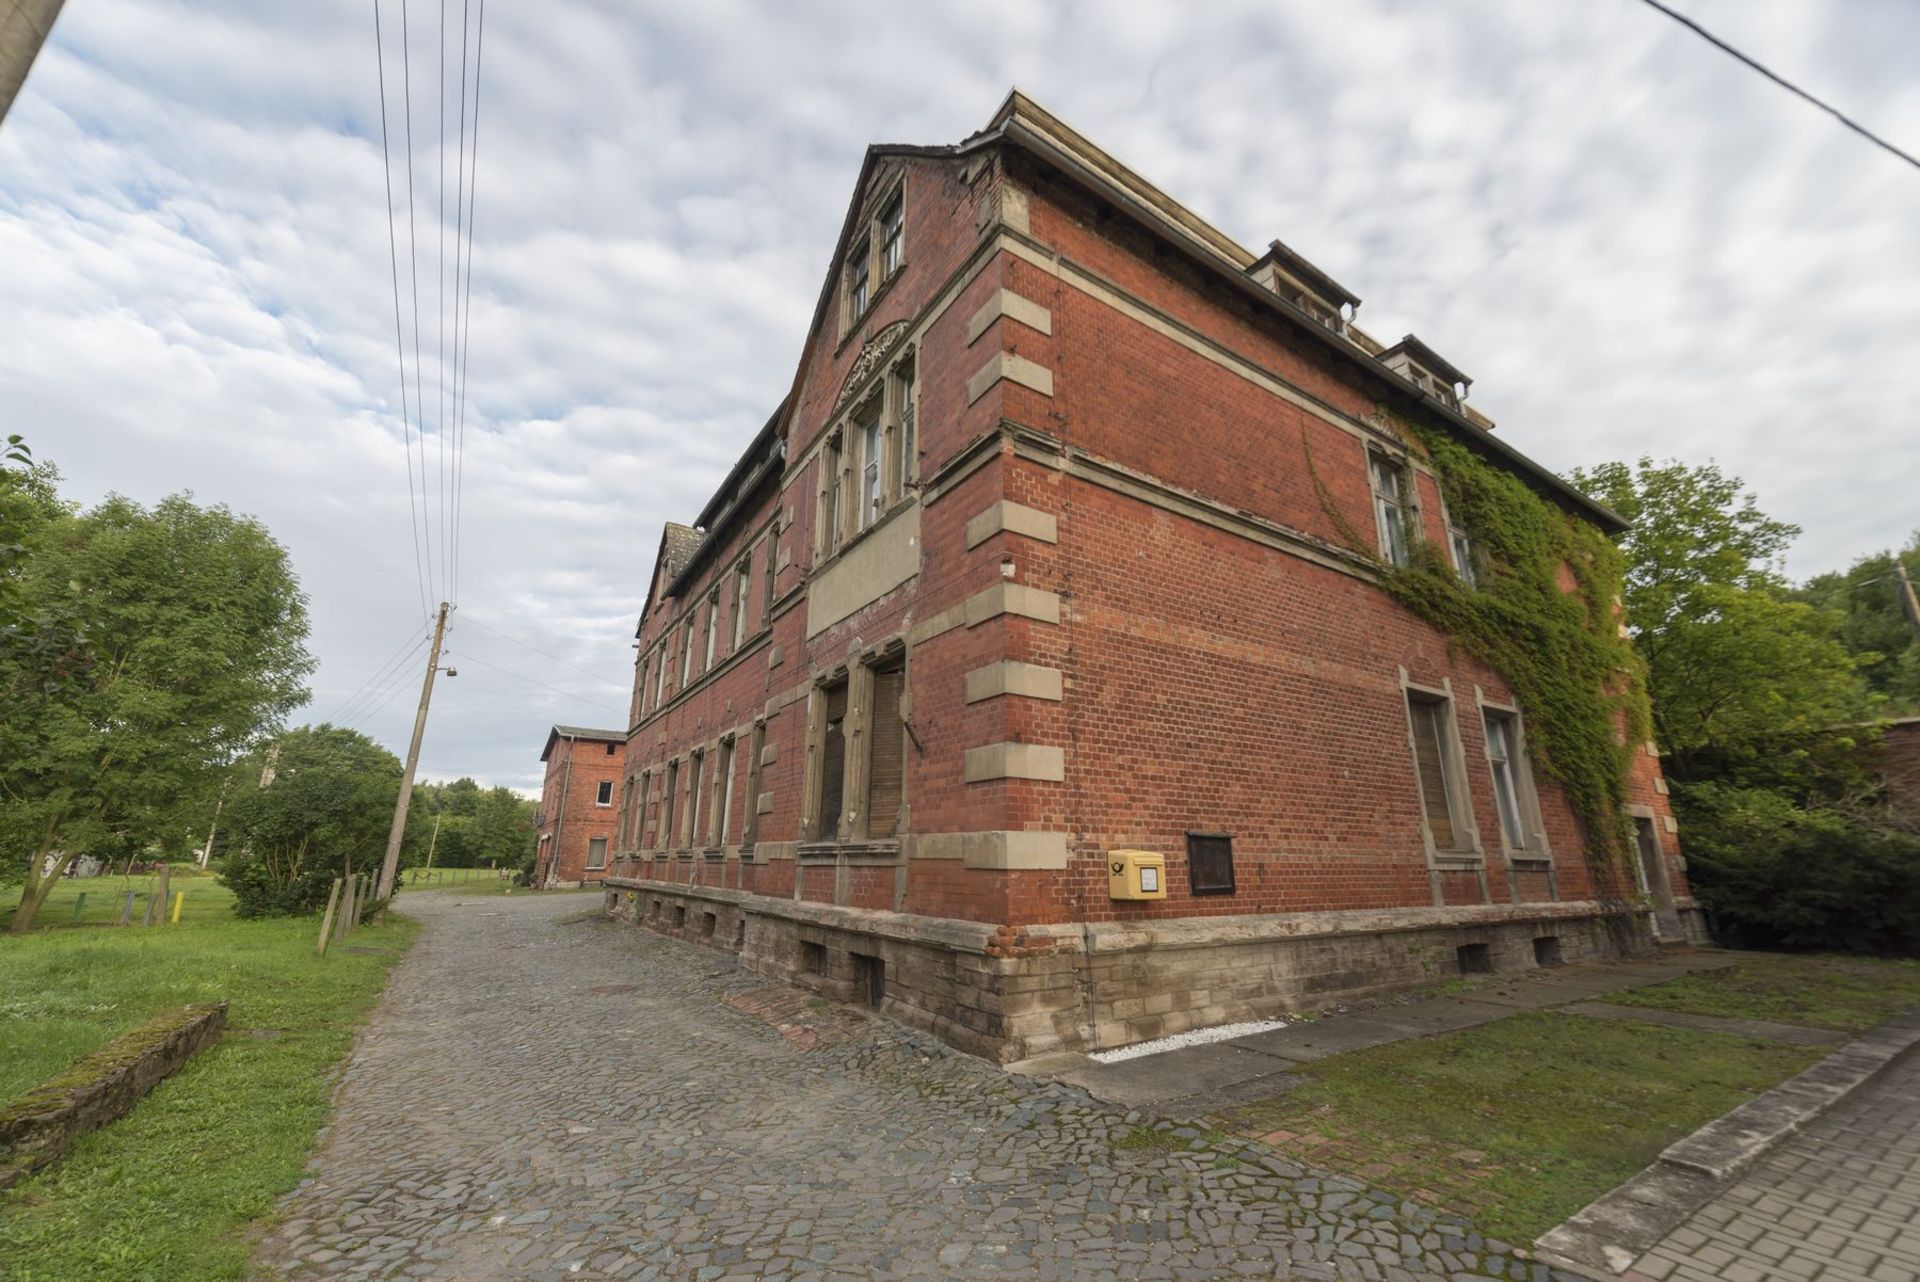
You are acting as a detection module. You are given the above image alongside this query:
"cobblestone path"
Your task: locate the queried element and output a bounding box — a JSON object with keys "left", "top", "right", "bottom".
{"left": 1632, "top": 1049, "right": 1920, "bottom": 1282}
{"left": 258, "top": 893, "right": 1576, "bottom": 1282}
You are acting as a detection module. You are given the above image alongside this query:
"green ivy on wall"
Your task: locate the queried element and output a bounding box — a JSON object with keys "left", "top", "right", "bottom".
{"left": 1309, "top": 416, "right": 1650, "bottom": 886}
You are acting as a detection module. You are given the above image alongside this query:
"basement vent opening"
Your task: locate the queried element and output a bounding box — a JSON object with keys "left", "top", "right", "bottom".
{"left": 1456, "top": 943, "right": 1492, "bottom": 975}
{"left": 1533, "top": 936, "right": 1563, "bottom": 967}
{"left": 733, "top": 918, "right": 747, "bottom": 949}
{"left": 700, "top": 912, "right": 717, "bottom": 939}
{"left": 801, "top": 941, "right": 827, "bottom": 975}
{"left": 851, "top": 953, "right": 886, "bottom": 1009}
{"left": 672, "top": 905, "right": 687, "bottom": 929}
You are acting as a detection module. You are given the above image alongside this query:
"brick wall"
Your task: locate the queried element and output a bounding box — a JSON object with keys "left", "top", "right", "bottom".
{"left": 534, "top": 734, "right": 624, "bottom": 886}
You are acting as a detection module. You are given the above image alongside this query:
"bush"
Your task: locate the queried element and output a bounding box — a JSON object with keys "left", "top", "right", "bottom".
{"left": 219, "top": 854, "right": 363, "bottom": 919}
{"left": 1677, "top": 782, "right": 1920, "bottom": 955}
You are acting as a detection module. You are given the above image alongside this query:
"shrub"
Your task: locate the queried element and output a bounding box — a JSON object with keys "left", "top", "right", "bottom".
{"left": 1676, "top": 782, "right": 1920, "bottom": 955}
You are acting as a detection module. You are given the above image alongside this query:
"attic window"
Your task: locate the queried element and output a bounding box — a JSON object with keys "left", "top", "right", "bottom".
{"left": 846, "top": 239, "right": 871, "bottom": 319}
{"left": 880, "top": 193, "right": 904, "bottom": 277}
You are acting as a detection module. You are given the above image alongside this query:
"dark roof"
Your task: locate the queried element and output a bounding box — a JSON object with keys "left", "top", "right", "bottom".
{"left": 1249, "top": 238, "right": 1361, "bottom": 310}
{"left": 1378, "top": 334, "right": 1472, "bottom": 389}
{"left": 541, "top": 724, "right": 625, "bottom": 762}
{"left": 664, "top": 408, "right": 786, "bottom": 600}
{"left": 660, "top": 523, "right": 702, "bottom": 580}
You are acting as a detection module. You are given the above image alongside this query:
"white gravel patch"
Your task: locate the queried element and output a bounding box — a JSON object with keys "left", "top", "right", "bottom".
{"left": 1089, "top": 1018, "right": 1295, "bottom": 1063}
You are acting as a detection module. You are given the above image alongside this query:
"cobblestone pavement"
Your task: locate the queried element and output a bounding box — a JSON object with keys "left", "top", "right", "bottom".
{"left": 1631, "top": 1049, "right": 1920, "bottom": 1282}
{"left": 258, "top": 893, "right": 1579, "bottom": 1282}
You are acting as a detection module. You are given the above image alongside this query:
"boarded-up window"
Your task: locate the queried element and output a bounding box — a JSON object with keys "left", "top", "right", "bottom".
{"left": 743, "top": 722, "right": 765, "bottom": 846}
{"left": 865, "top": 662, "right": 905, "bottom": 838}
{"left": 1188, "top": 832, "right": 1235, "bottom": 895}
{"left": 818, "top": 682, "right": 849, "bottom": 838}
{"left": 661, "top": 761, "right": 678, "bottom": 850}
{"left": 586, "top": 837, "right": 607, "bottom": 870}
{"left": 1408, "top": 693, "right": 1462, "bottom": 849}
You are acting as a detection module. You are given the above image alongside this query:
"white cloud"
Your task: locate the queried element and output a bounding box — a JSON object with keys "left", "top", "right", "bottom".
{"left": 4, "top": 0, "right": 1917, "bottom": 790}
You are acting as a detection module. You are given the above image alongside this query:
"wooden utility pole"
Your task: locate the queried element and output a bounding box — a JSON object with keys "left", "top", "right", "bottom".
{"left": 376, "top": 602, "right": 451, "bottom": 900}
{"left": 1895, "top": 561, "right": 1920, "bottom": 643}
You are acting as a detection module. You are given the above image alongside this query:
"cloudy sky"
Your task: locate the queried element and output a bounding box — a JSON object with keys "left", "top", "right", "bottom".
{"left": 4, "top": 1, "right": 1916, "bottom": 792}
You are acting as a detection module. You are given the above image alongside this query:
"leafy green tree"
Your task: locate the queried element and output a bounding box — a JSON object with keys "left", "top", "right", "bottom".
{"left": 220, "top": 725, "right": 401, "bottom": 917}
{"left": 1570, "top": 458, "right": 1868, "bottom": 774}
{"left": 1798, "top": 533, "right": 1920, "bottom": 714}
{"left": 3, "top": 490, "right": 313, "bottom": 930}
{"left": 400, "top": 777, "right": 534, "bottom": 869}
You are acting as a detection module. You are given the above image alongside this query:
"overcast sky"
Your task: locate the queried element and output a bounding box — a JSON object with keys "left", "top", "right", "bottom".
{"left": 4, "top": 0, "right": 1916, "bottom": 792}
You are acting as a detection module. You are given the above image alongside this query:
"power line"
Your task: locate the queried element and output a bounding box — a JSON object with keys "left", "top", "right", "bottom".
{"left": 449, "top": 0, "right": 472, "bottom": 606}
{"left": 1636, "top": 0, "right": 1920, "bottom": 173}
{"left": 322, "top": 619, "right": 432, "bottom": 723}
{"left": 437, "top": 0, "right": 449, "bottom": 599}
{"left": 334, "top": 630, "right": 434, "bottom": 727}
{"left": 372, "top": 0, "right": 431, "bottom": 620}
{"left": 444, "top": 647, "right": 623, "bottom": 710}
{"left": 451, "top": 0, "right": 486, "bottom": 605}
{"left": 399, "top": 0, "right": 435, "bottom": 604}
{"left": 460, "top": 613, "right": 622, "bottom": 687}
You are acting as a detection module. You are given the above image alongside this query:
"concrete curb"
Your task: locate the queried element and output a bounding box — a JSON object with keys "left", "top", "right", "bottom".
{"left": 1533, "top": 1006, "right": 1920, "bottom": 1277}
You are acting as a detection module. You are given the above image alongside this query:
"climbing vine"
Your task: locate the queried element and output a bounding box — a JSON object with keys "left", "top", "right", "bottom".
{"left": 1309, "top": 416, "right": 1650, "bottom": 890}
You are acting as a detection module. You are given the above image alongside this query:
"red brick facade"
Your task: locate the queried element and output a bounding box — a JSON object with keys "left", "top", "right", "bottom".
{"left": 600, "top": 94, "right": 1697, "bottom": 1057}
{"left": 534, "top": 726, "right": 624, "bottom": 887}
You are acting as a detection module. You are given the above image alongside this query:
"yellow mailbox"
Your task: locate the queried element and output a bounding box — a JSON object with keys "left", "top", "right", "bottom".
{"left": 1108, "top": 849, "right": 1167, "bottom": 900}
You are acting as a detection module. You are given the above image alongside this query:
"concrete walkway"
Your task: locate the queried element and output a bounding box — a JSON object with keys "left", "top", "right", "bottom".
{"left": 1014, "top": 953, "right": 1745, "bottom": 1116}
{"left": 257, "top": 892, "right": 1582, "bottom": 1282}
{"left": 1628, "top": 1045, "right": 1920, "bottom": 1282}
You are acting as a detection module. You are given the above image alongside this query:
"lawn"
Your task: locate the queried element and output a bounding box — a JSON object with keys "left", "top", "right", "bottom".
{"left": 1215, "top": 1010, "right": 1822, "bottom": 1245}
{"left": 0, "top": 875, "right": 415, "bottom": 1281}
{"left": 1605, "top": 953, "right": 1920, "bottom": 1033}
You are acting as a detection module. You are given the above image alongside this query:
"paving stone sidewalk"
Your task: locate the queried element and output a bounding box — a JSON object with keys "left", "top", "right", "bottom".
{"left": 256, "top": 892, "right": 1581, "bottom": 1282}
{"left": 1627, "top": 1047, "right": 1920, "bottom": 1282}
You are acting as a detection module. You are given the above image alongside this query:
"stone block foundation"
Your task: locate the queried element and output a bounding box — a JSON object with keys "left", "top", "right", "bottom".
{"left": 604, "top": 877, "right": 1694, "bottom": 1062}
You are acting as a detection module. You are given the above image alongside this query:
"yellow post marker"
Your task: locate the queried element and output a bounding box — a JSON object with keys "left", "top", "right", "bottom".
{"left": 170, "top": 891, "right": 185, "bottom": 924}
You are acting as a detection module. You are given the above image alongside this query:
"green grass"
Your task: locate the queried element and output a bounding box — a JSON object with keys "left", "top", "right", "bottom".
{"left": 1216, "top": 1011, "right": 1822, "bottom": 1244}
{"left": 0, "top": 879, "right": 416, "bottom": 1281}
{"left": 1606, "top": 954, "right": 1920, "bottom": 1033}
{"left": 7, "top": 870, "right": 232, "bottom": 932}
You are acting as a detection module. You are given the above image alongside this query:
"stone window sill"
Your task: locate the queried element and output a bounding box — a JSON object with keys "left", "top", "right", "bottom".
{"left": 797, "top": 840, "right": 901, "bottom": 865}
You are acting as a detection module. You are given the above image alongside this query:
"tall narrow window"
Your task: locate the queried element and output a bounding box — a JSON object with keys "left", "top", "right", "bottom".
{"left": 654, "top": 643, "right": 669, "bottom": 707}
{"left": 684, "top": 750, "right": 704, "bottom": 849}
{"left": 661, "top": 761, "right": 679, "bottom": 851}
{"left": 879, "top": 192, "right": 904, "bottom": 277}
{"left": 1484, "top": 711, "right": 1527, "bottom": 850}
{"left": 595, "top": 779, "right": 613, "bottom": 807}
{"left": 1407, "top": 692, "right": 1465, "bottom": 850}
{"left": 1372, "top": 454, "right": 1411, "bottom": 567}
{"left": 632, "top": 656, "right": 647, "bottom": 723}
{"left": 680, "top": 622, "right": 694, "bottom": 685}
{"left": 702, "top": 591, "right": 718, "bottom": 671}
{"left": 858, "top": 401, "right": 882, "bottom": 530}
{"left": 743, "top": 721, "right": 766, "bottom": 847}
{"left": 865, "top": 660, "right": 905, "bottom": 838}
{"left": 1450, "top": 523, "right": 1477, "bottom": 587}
{"left": 817, "top": 681, "right": 849, "bottom": 840}
{"left": 763, "top": 520, "right": 780, "bottom": 614}
{"left": 846, "top": 237, "right": 871, "bottom": 319}
{"left": 819, "top": 437, "right": 841, "bottom": 554}
{"left": 731, "top": 561, "right": 750, "bottom": 650}
{"left": 632, "top": 771, "right": 648, "bottom": 851}
{"left": 717, "top": 737, "right": 737, "bottom": 845}
{"left": 586, "top": 837, "right": 608, "bottom": 871}
{"left": 893, "top": 358, "right": 916, "bottom": 494}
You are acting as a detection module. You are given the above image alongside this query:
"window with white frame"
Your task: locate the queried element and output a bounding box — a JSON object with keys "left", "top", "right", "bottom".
{"left": 846, "top": 236, "right": 871, "bottom": 321}
{"left": 762, "top": 520, "right": 779, "bottom": 614}
{"left": 1483, "top": 709, "right": 1533, "bottom": 850}
{"left": 1450, "top": 523, "right": 1477, "bottom": 587}
{"left": 654, "top": 641, "right": 669, "bottom": 707}
{"left": 684, "top": 749, "right": 704, "bottom": 849}
{"left": 679, "top": 621, "right": 694, "bottom": 685}
{"left": 880, "top": 192, "right": 904, "bottom": 278}
{"left": 731, "top": 560, "right": 750, "bottom": 651}
{"left": 717, "top": 737, "right": 737, "bottom": 846}
{"left": 586, "top": 837, "right": 608, "bottom": 870}
{"left": 819, "top": 433, "right": 843, "bottom": 554}
{"left": 595, "top": 779, "right": 613, "bottom": 807}
{"left": 892, "top": 357, "right": 916, "bottom": 491}
{"left": 1371, "top": 453, "right": 1412, "bottom": 567}
{"left": 858, "top": 400, "right": 883, "bottom": 531}
{"left": 703, "top": 590, "right": 719, "bottom": 671}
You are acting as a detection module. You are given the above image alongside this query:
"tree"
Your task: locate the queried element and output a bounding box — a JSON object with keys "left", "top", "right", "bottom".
{"left": 1798, "top": 532, "right": 1920, "bottom": 714}
{"left": 220, "top": 725, "right": 402, "bottom": 917}
{"left": 1570, "top": 458, "right": 1868, "bottom": 774}
{"left": 2, "top": 490, "right": 313, "bottom": 930}
{"left": 399, "top": 777, "right": 535, "bottom": 869}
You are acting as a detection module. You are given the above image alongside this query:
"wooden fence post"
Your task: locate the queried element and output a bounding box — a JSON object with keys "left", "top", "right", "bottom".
{"left": 316, "top": 877, "right": 343, "bottom": 955}
{"left": 148, "top": 866, "right": 171, "bottom": 928}
{"left": 71, "top": 892, "right": 87, "bottom": 922}
{"left": 334, "top": 876, "right": 357, "bottom": 944}
{"left": 119, "top": 891, "right": 136, "bottom": 925}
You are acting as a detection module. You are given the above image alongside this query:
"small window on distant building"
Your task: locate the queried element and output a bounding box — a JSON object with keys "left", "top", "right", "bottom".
{"left": 586, "top": 837, "right": 608, "bottom": 870}
{"left": 880, "top": 192, "right": 904, "bottom": 277}
{"left": 1187, "top": 832, "right": 1235, "bottom": 895}
{"left": 1371, "top": 454, "right": 1411, "bottom": 567}
{"left": 1450, "top": 523, "right": 1476, "bottom": 587}
{"left": 595, "top": 779, "right": 613, "bottom": 806}
{"left": 605, "top": 741, "right": 617, "bottom": 756}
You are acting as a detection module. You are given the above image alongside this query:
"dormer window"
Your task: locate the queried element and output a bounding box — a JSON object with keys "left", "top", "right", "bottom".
{"left": 1379, "top": 336, "right": 1471, "bottom": 414}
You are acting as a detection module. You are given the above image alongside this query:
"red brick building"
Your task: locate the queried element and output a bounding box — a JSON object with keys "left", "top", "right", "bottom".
{"left": 603, "top": 93, "right": 1700, "bottom": 1060}
{"left": 534, "top": 725, "right": 624, "bottom": 888}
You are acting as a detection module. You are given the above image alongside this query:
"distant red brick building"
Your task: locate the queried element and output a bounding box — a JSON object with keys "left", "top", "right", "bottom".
{"left": 534, "top": 725, "right": 624, "bottom": 888}
{"left": 602, "top": 93, "right": 1698, "bottom": 1060}
{"left": 1878, "top": 717, "right": 1920, "bottom": 831}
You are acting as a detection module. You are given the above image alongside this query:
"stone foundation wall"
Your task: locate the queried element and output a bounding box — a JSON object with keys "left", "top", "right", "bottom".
{"left": 605, "top": 877, "right": 1691, "bottom": 1062}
